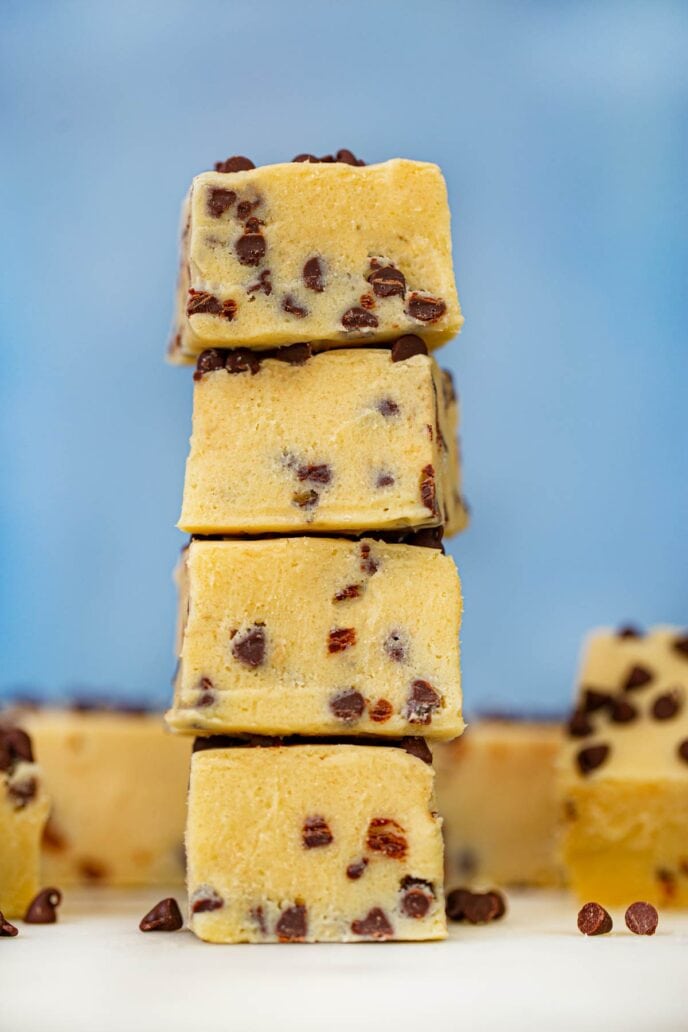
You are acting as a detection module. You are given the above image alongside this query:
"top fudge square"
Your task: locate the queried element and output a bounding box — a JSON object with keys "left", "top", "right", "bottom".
{"left": 169, "top": 159, "right": 462, "bottom": 360}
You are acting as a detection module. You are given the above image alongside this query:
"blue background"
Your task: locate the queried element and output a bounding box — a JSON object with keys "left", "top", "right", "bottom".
{"left": 1, "top": 1, "right": 686, "bottom": 712}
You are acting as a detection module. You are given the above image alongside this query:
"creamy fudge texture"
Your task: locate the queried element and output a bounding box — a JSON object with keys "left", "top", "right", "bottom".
{"left": 178, "top": 346, "right": 467, "bottom": 536}
{"left": 433, "top": 719, "right": 563, "bottom": 889}
{"left": 558, "top": 626, "right": 688, "bottom": 906}
{"left": 169, "top": 158, "right": 462, "bottom": 361}
{"left": 167, "top": 536, "right": 463, "bottom": 740}
{"left": 186, "top": 741, "right": 446, "bottom": 943}
{"left": 11, "top": 708, "right": 191, "bottom": 886}
{"left": 0, "top": 725, "right": 50, "bottom": 918}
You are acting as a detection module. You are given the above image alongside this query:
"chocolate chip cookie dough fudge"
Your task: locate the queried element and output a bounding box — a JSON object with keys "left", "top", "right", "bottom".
{"left": 169, "top": 156, "right": 462, "bottom": 361}
{"left": 179, "top": 342, "right": 467, "bottom": 536}
{"left": 167, "top": 536, "right": 463, "bottom": 739}
{"left": 186, "top": 739, "right": 446, "bottom": 943}
{"left": 0, "top": 725, "right": 50, "bottom": 918}
{"left": 558, "top": 626, "right": 688, "bottom": 907}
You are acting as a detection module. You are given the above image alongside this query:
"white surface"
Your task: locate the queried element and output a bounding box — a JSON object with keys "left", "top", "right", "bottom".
{"left": 2, "top": 888, "right": 687, "bottom": 1032}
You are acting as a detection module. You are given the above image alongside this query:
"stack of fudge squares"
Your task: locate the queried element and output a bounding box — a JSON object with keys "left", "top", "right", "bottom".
{"left": 165, "top": 150, "right": 468, "bottom": 943}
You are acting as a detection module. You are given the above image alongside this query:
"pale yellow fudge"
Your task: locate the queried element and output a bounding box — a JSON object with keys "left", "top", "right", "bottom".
{"left": 434, "top": 719, "right": 563, "bottom": 889}
{"left": 186, "top": 739, "right": 446, "bottom": 943}
{"left": 11, "top": 708, "right": 191, "bottom": 886}
{"left": 0, "top": 725, "right": 50, "bottom": 918}
{"left": 169, "top": 158, "right": 462, "bottom": 361}
{"left": 558, "top": 626, "right": 688, "bottom": 907}
{"left": 167, "top": 536, "right": 463, "bottom": 740}
{"left": 179, "top": 345, "right": 467, "bottom": 536}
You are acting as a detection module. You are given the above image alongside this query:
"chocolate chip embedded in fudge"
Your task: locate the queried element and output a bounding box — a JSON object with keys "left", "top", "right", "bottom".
{"left": 0, "top": 725, "right": 50, "bottom": 919}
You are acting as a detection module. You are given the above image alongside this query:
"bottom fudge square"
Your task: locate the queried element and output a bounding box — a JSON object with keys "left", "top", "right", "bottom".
{"left": 186, "top": 740, "right": 446, "bottom": 943}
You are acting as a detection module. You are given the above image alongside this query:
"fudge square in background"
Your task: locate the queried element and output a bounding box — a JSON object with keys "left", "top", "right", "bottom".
{"left": 168, "top": 536, "right": 463, "bottom": 740}
{"left": 179, "top": 344, "right": 467, "bottom": 536}
{"left": 186, "top": 739, "right": 446, "bottom": 943}
{"left": 0, "top": 724, "right": 50, "bottom": 918}
{"left": 169, "top": 157, "right": 462, "bottom": 361}
{"left": 558, "top": 626, "right": 688, "bottom": 907}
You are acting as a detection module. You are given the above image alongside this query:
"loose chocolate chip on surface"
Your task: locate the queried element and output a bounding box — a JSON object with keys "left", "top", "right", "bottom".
{"left": 225, "top": 348, "right": 261, "bottom": 375}
{"left": 333, "top": 583, "right": 363, "bottom": 603}
{"left": 274, "top": 342, "right": 311, "bottom": 365}
{"left": 400, "top": 876, "right": 435, "bottom": 919}
{"left": 351, "top": 908, "right": 393, "bottom": 939}
{"left": 207, "top": 187, "right": 236, "bottom": 218}
{"left": 582, "top": 688, "right": 613, "bottom": 713}
{"left": 303, "top": 256, "right": 326, "bottom": 292}
{"left": 139, "top": 897, "right": 183, "bottom": 932}
{"left": 567, "top": 709, "right": 593, "bottom": 738}
{"left": 282, "top": 295, "right": 308, "bottom": 318}
{"left": 618, "top": 625, "right": 643, "bottom": 639}
{"left": 0, "top": 727, "right": 33, "bottom": 771}
{"left": 420, "top": 465, "right": 437, "bottom": 514}
{"left": 407, "top": 293, "right": 447, "bottom": 323}
{"left": 328, "top": 627, "right": 357, "bottom": 653}
{"left": 369, "top": 699, "right": 393, "bottom": 723}
{"left": 276, "top": 903, "right": 307, "bottom": 942}
{"left": 187, "top": 289, "right": 222, "bottom": 316}
{"left": 329, "top": 689, "right": 365, "bottom": 723}
{"left": 231, "top": 624, "right": 266, "bottom": 668}
{"left": 9, "top": 776, "right": 37, "bottom": 808}
{"left": 652, "top": 690, "right": 683, "bottom": 720}
{"left": 292, "top": 489, "right": 319, "bottom": 510}
{"left": 247, "top": 269, "right": 273, "bottom": 295}
{"left": 359, "top": 543, "right": 379, "bottom": 576}
{"left": 625, "top": 901, "right": 658, "bottom": 936}
{"left": 677, "top": 739, "right": 688, "bottom": 764}
{"left": 235, "top": 218, "right": 266, "bottom": 267}
{"left": 404, "top": 679, "right": 441, "bottom": 725}
{"left": 384, "top": 631, "right": 408, "bottom": 663}
{"left": 376, "top": 396, "right": 400, "bottom": 417}
{"left": 623, "top": 664, "right": 654, "bottom": 691}
{"left": 214, "top": 155, "right": 255, "bottom": 173}
{"left": 376, "top": 472, "right": 395, "bottom": 488}
{"left": 341, "top": 306, "right": 378, "bottom": 330}
{"left": 391, "top": 335, "right": 427, "bottom": 362}
{"left": 302, "top": 815, "right": 334, "bottom": 849}
{"left": 462, "top": 891, "right": 505, "bottom": 925}
{"left": 610, "top": 697, "right": 638, "bottom": 724}
{"left": 445, "top": 887, "right": 473, "bottom": 922}
{"left": 191, "top": 887, "right": 224, "bottom": 914}
{"left": 400, "top": 737, "right": 433, "bottom": 765}
{"left": 366, "top": 818, "right": 408, "bottom": 860}
{"left": 673, "top": 634, "right": 688, "bottom": 659}
{"left": 368, "top": 263, "right": 406, "bottom": 298}
{"left": 297, "top": 463, "right": 332, "bottom": 484}
{"left": 346, "top": 858, "right": 368, "bottom": 880}
{"left": 576, "top": 743, "right": 611, "bottom": 776}
{"left": 24, "top": 887, "right": 62, "bottom": 924}
{"left": 194, "top": 348, "right": 226, "bottom": 380}
{"left": 0, "top": 912, "right": 18, "bottom": 937}
{"left": 577, "top": 901, "right": 613, "bottom": 935}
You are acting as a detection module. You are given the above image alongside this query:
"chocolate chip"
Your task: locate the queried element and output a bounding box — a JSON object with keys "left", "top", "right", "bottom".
{"left": 247, "top": 270, "right": 272, "bottom": 295}
{"left": 567, "top": 709, "right": 593, "bottom": 737}
{"left": 292, "top": 153, "right": 320, "bottom": 163}
{"left": 420, "top": 465, "right": 437, "bottom": 514}
{"left": 341, "top": 306, "right": 378, "bottom": 330}
{"left": 9, "top": 776, "right": 37, "bottom": 808}
{"left": 207, "top": 187, "right": 236, "bottom": 218}
{"left": 351, "top": 908, "right": 393, "bottom": 939}
{"left": 282, "top": 295, "right": 308, "bottom": 318}
{"left": 0, "top": 727, "right": 33, "bottom": 771}
{"left": 445, "top": 887, "right": 472, "bottom": 922}
{"left": 79, "top": 859, "right": 107, "bottom": 881}
{"left": 384, "top": 631, "right": 408, "bottom": 663}
{"left": 303, "top": 256, "right": 326, "bottom": 292}
{"left": 391, "top": 335, "right": 428, "bottom": 362}
{"left": 400, "top": 876, "right": 435, "bottom": 919}
{"left": 328, "top": 627, "right": 357, "bottom": 653}
{"left": 577, "top": 902, "right": 613, "bottom": 936}
{"left": 359, "top": 292, "right": 375, "bottom": 310}
{"left": 359, "top": 543, "right": 379, "bottom": 575}
{"left": 407, "top": 293, "right": 446, "bottom": 323}
{"left": 376, "top": 472, "right": 395, "bottom": 488}
{"left": 623, "top": 665, "right": 654, "bottom": 691}
{"left": 194, "top": 348, "right": 226, "bottom": 380}
{"left": 214, "top": 155, "right": 255, "bottom": 173}
{"left": 139, "top": 897, "right": 183, "bottom": 932}
{"left": 292, "top": 489, "right": 319, "bottom": 509}
{"left": 368, "top": 264, "right": 406, "bottom": 298}
{"left": 196, "top": 676, "right": 216, "bottom": 707}
{"left": 625, "top": 901, "right": 658, "bottom": 936}
{"left": 576, "top": 743, "right": 611, "bottom": 776}
{"left": 231, "top": 624, "right": 266, "bottom": 668}
{"left": 580, "top": 689, "right": 611, "bottom": 713}
{"left": 24, "top": 887, "right": 62, "bottom": 924}
{"left": 302, "top": 815, "right": 334, "bottom": 849}
{"left": 333, "top": 583, "right": 363, "bottom": 603}
{"left": 673, "top": 634, "right": 688, "bottom": 659}
{"left": 0, "top": 913, "right": 18, "bottom": 937}
{"left": 610, "top": 697, "right": 638, "bottom": 723}
{"left": 335, "top": 148, "right": 365, "bottom": 166}
{"left": 297, "top": 463, "right": 331, "bottom": 484}
{"left": 376, "top": 397, "right": 400, "bottom": 417}
{"left": 250, "top": 906, "right": 267, "bottom": 935}
{"left": 369, "top": 699, "right": 393, "bottom": 723}
{"left": 191, "top": 887, "right": 223, "bottom": 914}
{"left": 235, "top": 218, "right": 266, "bottom": 267}
{"left": 404, "top": 679, "right": 441, "bottom": 725}
{"left": 677, "top": 739, "right": 688, "bottom": 764}
{"left": 274, "top": 343, "right": 311, "bottom": 365}
{"left": 346, "top": 858, "right": 368, "bottom": 880}
{"left": 329, "top": 689, "right": 365, "bottom": 723}
{"left": 462, "top": 891, "right": 504, "bottom": 925}
{"left": 400, "top": 736, "right": 433, "bottom": 765}
{"left": 187, "top": 289, "right": 222, "bottom": 316}
{"left": 652, "top": 690, "right": 683, "bottom": 720}
{"left": 276, "top": 903, "right": 307, "bottom": 942}
{"left": 236, "top": 198, "right": 260, "bottom": 220}
{"left": 225, "top": 348, "right": 262, "bottom": 375}
{"left": 618, "top": 625, "right": 642, "bottom": 639}
{"left": 366, "top": 818, "right": 408, "bottom": 860}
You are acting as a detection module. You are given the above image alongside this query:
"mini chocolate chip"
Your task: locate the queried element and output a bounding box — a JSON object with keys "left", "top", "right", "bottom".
{"left": 446, "top": 887, "right": 473, "bottom": 922}
{"left": 139, "top": 898, "right": 183, "bottom": 932}
{"left": 225, "top": 348, "right": 262, "bottom": 375}
{"left": 292, "top": 489, "right": 319, "bottom": 509}
{"left": 196, "top": 676, "right": 216, "bottom": 707}
{"left": 366, "top": 818, "right": 408, "bottom": 860}
{"left": 333, "top": 583, "right": 363, "bottom": 603}
{"left": 625, "top": 901, "right": 658, "bottom": 936}
{"left": 0, "top": 727, "right": 34, "bottom": 771}
{"left": 303, "top": 256, "right": 325, "bottom": 292}
{"left": 677, "top": 739, "right": 688, "bottom": 764}
{"left": 341, "top": 306, "right": 378, "bottom": 330}
{"left": 346, "top": 858, "right": 368, "bottom": 880}
{"left": 191, "top": 887, "right": 223, "bottom": 913}
{"left": 335, "top": 148, "right": 365, "bottom": 166}
{"left": 251, "top": 906, "right": 267, "bottom": 935}
{"left": 236, "top": 198, "right": 260, "bottom": 220}
{"left": 194, "top": 348, "right": 226, "bottom": 380}
{"left": 400, "top": 737, "right": 433, "bottom": 765}
{"left": 351, "top": 908, "right": 393, "bottom": 939}
{"left": 420, "top": 465, "right": 437, "bottom": 514}
{"left": 384, "top": 631, "right": 408, "bottom": 663}
{"left": 376, "top": 397, "right": 400, "bottom": 417}
{"left": 567, "top": 709, "right": 593, "bottom": 737}
{"left": 610, "top": 697, "right": 638, "bottom": 723}
{"left": 187, "top": 289, "right": 222, "bottom": 316}
{"left": 673, "top": 634, "right": 688, "bottom": 658}
{"left": 376, "top": 472, "right": 395, "bottom": 488}
{"left": 9, "top": 776, "right": 37, "bottom": 808}
{"left": 235, "top": 218, "right": 266, "bottom": 267}
{"left": 297, "top": 463, "right": 331, "bottom": 484}
{"left": 329, "top": 689, "right": 365, "bottom": 723}
{"left": 463, "top": 891, "right": 504, "bottom": 925}
{"left": 652, "top": 690, "right": 683, "bottom": 720}
{"left": 582, "top": 689, "right": 613, "bottom": 713}
{"left": 368, "top": 264, "right": 406, "bottom": 298}
{"left": 623, "top": 664, "right": 654, "bottom": 691}
{"left": 400, "top": 876, "right": 435, "bottom": 919}
{"left": 359, "top": 292, "right": 375, "bottom": 310}
{"left": 282, "top": 295, "right": 308, "bottom": 318}
{"left": 79, "top": 859, "right": 107, "bottom": 881}
{"left": 407, "top": 293, "right": 446, "bottom": 323}
{"left": 214, "top": 155, "right": 255, "bottom": 173}
{"left": 618, "top": 625, "right": 642, "bottom": 639}
{"left": 577, "top": 902, "right": 613, "bottom": 936}
{"left": 328, "top": 627, "right": 357, "bottom": 653}
{"left": 302, "top": 815, "right": 334, "bottom": 849}
{"left": 369, "top": 699, "right": 393, "bottom": 723}
{"left": 0, "top": 913, "right": 18, "bottom": 937}
{"left": 404, "top": 679, "right": 441, "bottom": 725}
{"left": 231, "top": 624, "right": 266, "bottom": 668}
{"left": 391, "top": 335, "right": 427, "bottom": 362}
{"left": 247, "top": 270, "right": 272, "bottom": 295}
{"left": 24, "top": 887, "right": 62, "bottom": 924}
{"left": 576, "top": 743, "right": 611, "bottom": 776}
{"left": 359, "top": 543, "right": 379, "bottom": 575}
{"left": 276, "top": 903, "right": 307, "bottom": 942}
{"left": 207, "top": 187, "right": 236, "bottom": 218}
{"left": 274, "top": 343, "right": 311, "bottom": 365}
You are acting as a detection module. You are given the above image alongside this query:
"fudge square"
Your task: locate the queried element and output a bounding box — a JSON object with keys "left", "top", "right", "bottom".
{"left": 168, "top": 536, "right": 463, "bottom": 740}
{"left": 169, "top": 158, "right": 462, "bottom": 361}
{"left": 179, "top": 344, "right": 467, "bottom": 536}
{"left": 186, "top": 739, "right": 446, "bottom": 943}
{"left": 0, "top": 724, "right": 50, "bottom": 918}
{"left": 558, "top": 626, "right": 688, "bottom": 907}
